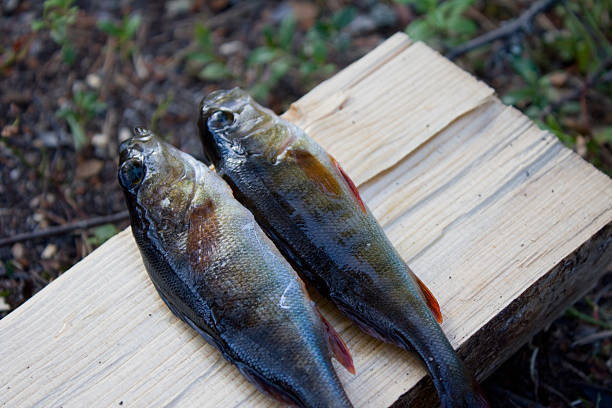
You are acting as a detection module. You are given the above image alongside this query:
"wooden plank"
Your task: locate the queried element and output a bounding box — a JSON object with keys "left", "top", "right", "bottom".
{"left": 1, "top": 33, "right": 611, "bottom": 408}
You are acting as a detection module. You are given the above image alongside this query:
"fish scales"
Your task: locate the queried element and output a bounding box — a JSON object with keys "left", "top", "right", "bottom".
{"left": 118, "top": 128, "right": 353, "bottom": 408}
{"left": 198, "top": 88, "right": 490, "bottom": 408}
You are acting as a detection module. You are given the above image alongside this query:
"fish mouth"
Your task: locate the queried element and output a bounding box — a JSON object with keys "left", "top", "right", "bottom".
{"left": 199, "top": 88, "right": 250, "bottom": 117}
{"left": 119, "top": 127, "right": 155, "bottom": 164}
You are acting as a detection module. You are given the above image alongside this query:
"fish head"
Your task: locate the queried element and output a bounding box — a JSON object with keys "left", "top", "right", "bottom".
{"left": 198, "top": 88, "right": 292, "bottom": 166}
{"left": 118, "top": 127, "right": 199, "bottom": 246}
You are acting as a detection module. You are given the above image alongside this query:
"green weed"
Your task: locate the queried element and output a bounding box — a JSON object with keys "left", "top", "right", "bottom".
{"left": 56, "top": 90, "right": 106, "bottom": 151}
{"left": 97, "top": 13, "right": 142, "bottom": 60}
{"left": 32, "top": 0, "right": 79, "bottom": 64}
{"left": 186, "top": 23, "right": 232, "bottom": 81}
{"left": 248, "top": 7, "right": 355, "bottom": 101}
{"left": 395, "top": 0, "right": 477, "bottom": 49}
{"left": 87, "top": 224, "right": 119, "bottom": 247}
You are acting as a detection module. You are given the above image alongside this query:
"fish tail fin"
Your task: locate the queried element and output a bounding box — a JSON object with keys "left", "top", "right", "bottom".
{"left": 315, "top": 307, "right": 355, "bottom": 375}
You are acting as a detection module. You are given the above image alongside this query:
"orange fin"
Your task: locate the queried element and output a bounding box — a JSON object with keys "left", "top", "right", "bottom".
{"left": 330, "top": 155, "right": 367, "bottom": 214}
{"left": 410, "top": 270, "right": 443, "bottom": 324}
{"left": 315, "top": 307, "right": 355, "bottom": 375}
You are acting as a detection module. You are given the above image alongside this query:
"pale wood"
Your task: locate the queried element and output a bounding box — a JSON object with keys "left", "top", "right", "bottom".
{"left": 1, "top": 33, "right": 611, "bottom": 408}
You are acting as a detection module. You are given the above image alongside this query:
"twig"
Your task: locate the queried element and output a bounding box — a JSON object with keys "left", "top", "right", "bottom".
{"left": 446, "top": 0, "right": 563, "bottom": 60}
{"left": 572, "top": 330, "right": 612, "bottom": 347}
{"left": 539, "top": 56, "right": 612, "bottom": 119}
{"left": 541, "top": 382, "right": 574, "bottom": 408}
{"left": 0, "top": 211, "right": 129, "bottom": 247}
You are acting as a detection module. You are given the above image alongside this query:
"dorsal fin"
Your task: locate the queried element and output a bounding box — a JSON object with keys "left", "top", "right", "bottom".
{"left": 410, "top": 270, "right": 443, "bottom": 323}
{"left": 315, "top": 306, "right": 355, "bottom": 375}
{"left": 330, "top": 155, "right": 367, "bottom": 214}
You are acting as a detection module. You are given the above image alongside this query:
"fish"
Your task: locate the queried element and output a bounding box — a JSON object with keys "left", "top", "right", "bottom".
{"left": 197, "top": 88, "right": 490, "bottom": 407}
{"left": 118, "top": 127, "right": 354, "bottom": 408}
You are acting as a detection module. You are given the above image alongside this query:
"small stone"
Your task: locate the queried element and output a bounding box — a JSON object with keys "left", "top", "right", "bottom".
{"left": 41, "top": 244, "right": 57, "bottom": 259}
{"left": 71, "top": 81, "right": 86, "bottom": 94}
{"left": 370, "top": 3, "right": 396, "bottom": 28}
{"left": 0, "top": 297, "right": 10, "bottom": 312}
{"left": 346, "top": 15, "right": 376, "bottom": 36}
{"left": 11, "top": 243, "right": 24, "bottom": 260}
{"left": 9, "top": 168, "right": 20, "bottom": 181}
{"left": 86, "top": 73, "right": 102, "bottom": 89}
{"left": 91, "top": 133, "right": 109, "bottom": 149}
{"left": 219, "top": 41, "right": 245, "bottom": 56}
{"left": 37, "top": 131, "right": 60, "bottom": 148}
{"left": 165, "top": 0, "right": 192, "bottom": 17}
{"left": 2, "top": 0, "right": 20, "bottom": 15}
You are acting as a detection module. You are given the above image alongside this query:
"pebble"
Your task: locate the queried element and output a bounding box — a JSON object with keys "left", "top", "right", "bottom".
{"left": 0, "top": 297, "right": 9, "bottom": 312}
{"left": 11, "top": 243, "right": 24, "bottom": 260}
{"left": 9, "top": 168, "right": 20, "bottom": 181}
{"left": 165, "top": 0, "right": 192, "bottom": 18}
{"left": 219, "top": 41, "right": 245, "bottom": 56}
{"left": 41, "top": 244, "right": 57, "bottom": 260}
{"left": 86, "top": 73, "right": 102, "bottom": 89}
{"left": 370, "top": 3, "right": 396, "bottom": 28}
{"left": 92, "top": 133, "right": 109, "bottom": 149}
{"left": 346, "top": 15, "right": 376, "bottom": 36}
{"left": 2, "top": 0, "right": 20, "bottom": 15}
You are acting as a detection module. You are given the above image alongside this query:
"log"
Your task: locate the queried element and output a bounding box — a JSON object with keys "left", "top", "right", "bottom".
{"left": 1, "top": 33, "right": 610, "bottom": 407}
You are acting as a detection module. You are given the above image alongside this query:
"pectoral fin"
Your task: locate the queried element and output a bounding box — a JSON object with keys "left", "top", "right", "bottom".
{"left": 288, "top": 149, "right": 343, "bottom": 197}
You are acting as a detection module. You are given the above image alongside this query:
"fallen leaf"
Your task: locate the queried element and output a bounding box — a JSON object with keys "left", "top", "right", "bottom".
{"left": 76, "top": 159, "right": 104, "bottom": 180}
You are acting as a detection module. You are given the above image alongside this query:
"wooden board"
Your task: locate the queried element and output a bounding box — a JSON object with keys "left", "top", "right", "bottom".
{"left": 1, "top": 33, "right": 611, "bottom": 407}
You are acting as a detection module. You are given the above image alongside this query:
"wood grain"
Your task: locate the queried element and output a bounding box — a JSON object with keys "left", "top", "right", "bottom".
{"left": 1, "top": 33, "right": 611, "bottom": 408}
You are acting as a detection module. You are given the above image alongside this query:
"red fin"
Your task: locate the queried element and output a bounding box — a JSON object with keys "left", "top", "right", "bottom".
{"left": 410, "top": 270, "right": 443, "bottom": 324}
{"left": 330, "top": 155, "right": 367, "bottom": 214}
{"left": 315, "top": 307, "right": 355, "bottom": 375}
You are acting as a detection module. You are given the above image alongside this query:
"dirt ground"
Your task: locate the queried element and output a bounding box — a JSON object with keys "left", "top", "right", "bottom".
{"left": 1, "top": 1, "right": 610, "bottom": 407}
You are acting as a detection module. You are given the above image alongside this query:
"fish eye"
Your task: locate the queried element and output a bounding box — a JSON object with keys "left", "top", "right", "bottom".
{"left": 119, "top": 158, "right": 146, "bottom": 193}
{"left": 208, "top": 110, "right": 235, "bottom": 129}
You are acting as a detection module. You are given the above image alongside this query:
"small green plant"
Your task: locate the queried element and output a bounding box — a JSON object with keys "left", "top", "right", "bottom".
{"left": 150, "top": 91, "right": 174, "bottom": 137}
{"left": 97, "top": 13, "right": 142, "bottom": 60}
{"left": 248, "top": 7, "right": 355, "bottom": 101}
{"left": 395, "top": 0, "right": 477, "bottom": 49}
{"left": 56, "top": 90, "right": 106, "bottom": 151}
{"left": 32, "top": 0, "right": 79, "bottom": 64}
{"left": 186, "top": 23, "right": 232, "bottom": 81}
{"left": 87, "top": 224, "right": 119, "bottom": 247}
